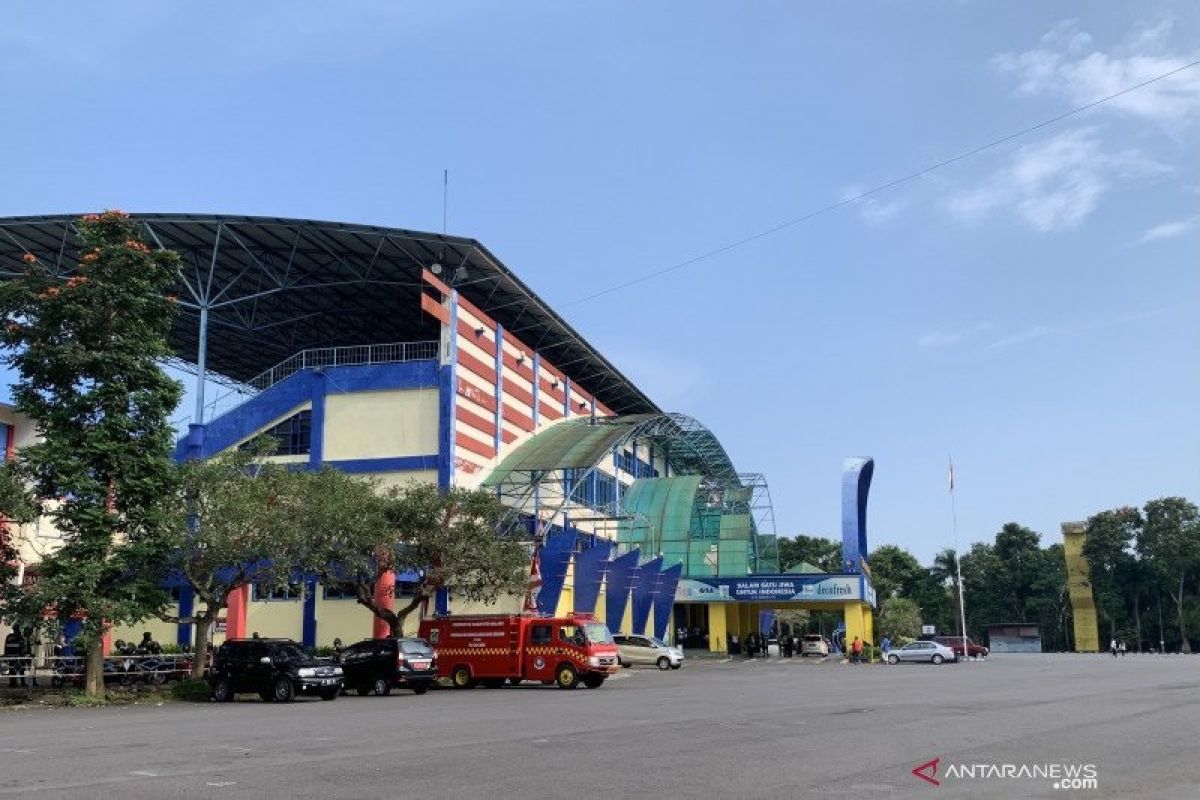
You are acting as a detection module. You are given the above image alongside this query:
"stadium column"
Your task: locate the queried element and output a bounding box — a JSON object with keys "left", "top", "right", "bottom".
{"left": 434, "top": 288, "right": 459, "bottom": 616}
{"left": 708, "top": 602, "right": 728, "bottom": 653}
{"left": 842, "top": 601, "right": 868, "bottom": 650}
{"left": 226, "top": 585, "right": 249, "bottom": 639}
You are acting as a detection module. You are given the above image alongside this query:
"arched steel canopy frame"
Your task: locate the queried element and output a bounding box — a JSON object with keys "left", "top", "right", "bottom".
{"left": 0, "top": 213, "right": 658, "bottom": 422}
{"left": 486, "top": 413, "right": 776, "bottom": 573}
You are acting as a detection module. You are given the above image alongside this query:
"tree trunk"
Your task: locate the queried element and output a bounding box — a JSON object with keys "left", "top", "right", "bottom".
{"left": 1133, "top": 599, "right": 1142, "bottom": 653}
{"left": 191, "top": 615, "right": 213, "bottom": 680}
{"left": 1176, "top": 575, "right": 1190, "bottom": 654}
{"left": 84, "top": 638, "right": 105, "bottom": 697}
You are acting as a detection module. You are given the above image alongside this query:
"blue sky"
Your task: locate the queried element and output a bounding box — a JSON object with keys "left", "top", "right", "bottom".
{"left": 3, "top": 2, "right": 1197, "bottom": 563}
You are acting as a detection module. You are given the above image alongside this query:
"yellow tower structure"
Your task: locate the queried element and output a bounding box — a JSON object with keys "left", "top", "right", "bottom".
{"left": 1062, "top": 522, "right": 1100, "bottom": 652}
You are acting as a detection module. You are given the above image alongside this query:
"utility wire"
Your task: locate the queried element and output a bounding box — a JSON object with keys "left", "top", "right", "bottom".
{"left": 497, "top": 59, "right": 1200, "bottom": 318}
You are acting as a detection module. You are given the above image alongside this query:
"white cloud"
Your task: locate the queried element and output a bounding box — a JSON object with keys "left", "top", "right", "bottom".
{"left": 993, "top": 18, "right": 1200, "bottom": 126}
{"left": 841, "top": 185, "right": 904, "bottom": 225}
{"left": 918, "top": 323, "right": 992, "bottom": 350}
{"left": 947, "top": 128, "right": 1167, "bottom": 231}
{"left": 987, "top": 325, "right": 1054, "bottom": 350}
{"left": 1140, "top": 217, "right": 1197, "bottom": 242}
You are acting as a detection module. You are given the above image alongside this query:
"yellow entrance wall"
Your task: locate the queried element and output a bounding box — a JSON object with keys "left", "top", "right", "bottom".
{"left": 246, "top": 600, "right": 303, "bottom": 640}
{"left": 112, "top": 610, "right": 179, "bottom": 648}
{"left": 842, "top": 601, "right": 875, "bottom": 650}
{"left": 321, "top": 389, "right": 438, "bottom": 460}
{"left": 707, "top": 602, "right": 729, "bottom": 653}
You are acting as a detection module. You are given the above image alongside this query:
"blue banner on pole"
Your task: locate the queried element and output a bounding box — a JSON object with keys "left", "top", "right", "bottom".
{"left": 573, "top": 539, "right": 612, "bottom": 616}
{"left": 630, "top": 556, "right": 663, "bottom": 635}
{"left": 536, "top": 527, "right": 578, "bottom": 614}
{"left": 651, "top": 563, "right": 683, "bottom": 641}
{"left": 605, "top": 550, "right": 640, "bottom": 632}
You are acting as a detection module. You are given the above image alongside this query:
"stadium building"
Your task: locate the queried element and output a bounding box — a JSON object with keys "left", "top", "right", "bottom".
{"left": 0, "top": 214, "right": 877, "bottom": 653}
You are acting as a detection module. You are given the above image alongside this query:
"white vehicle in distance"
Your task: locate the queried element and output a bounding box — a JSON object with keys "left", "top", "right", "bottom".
{"left": 612, "top": 635, "right": 684, "bottom": 670}
{"left": 887, "top": 640, "right": 957, "bottom": 665}
{"left": 800, "top": 634, "right": 830, "bottom": 657}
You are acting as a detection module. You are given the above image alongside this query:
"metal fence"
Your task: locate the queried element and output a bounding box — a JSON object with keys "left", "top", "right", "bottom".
{"left": 0, "top": 654, "right": 197, "bottom": 689}
{"left": 195, "top": 339, "right": 441, "bottom": 425}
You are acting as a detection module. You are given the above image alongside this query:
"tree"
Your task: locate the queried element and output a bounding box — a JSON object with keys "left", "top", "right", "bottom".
{"left": 931, "top": 548, "right": 964, "bottom": 637}
{"left": 298, "top": 477, "right": 530, "bottom": 637}
{"left": 1138, "top": 497, "right": 1200, "bottom": 653}
{"left": 993, "top": 523, "right": 1042, "bottom": 623}
{"left": 0, "top": 211, "right": 183, "bottom": 696}
{"left": 867, "top": 544, "right": 923, "bottom": 602}
{"left": 1083, "top": 507, "right": 1144, "bottom": 643}
{"left": 777, "top": 534, "right": 842, "bottom": 573}
{"left": 878, "top": 597, "right": 921, "bottom": 641}
{"left": 158, "top": 442, "right": 307, "bottom": 678}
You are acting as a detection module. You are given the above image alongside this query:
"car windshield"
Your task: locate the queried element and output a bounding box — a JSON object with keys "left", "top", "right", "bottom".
{"left": 649, "top": 637, "right": 669, "bottom": 648}
{"left": 583, "top": 623, "right": 614, "bottom": 644}
{"left": 273, "top": 644, "right": 312, "bottom": 662}
{"left": 399, "top": 640, "right": 433, "bottom": 656}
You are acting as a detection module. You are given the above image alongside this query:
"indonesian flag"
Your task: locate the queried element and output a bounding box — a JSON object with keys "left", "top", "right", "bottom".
{"left": 948, "top": 459, "right": 956, "bottom": 493}
{"left": 524, "top": 546, "right": 543, "bottom": 612}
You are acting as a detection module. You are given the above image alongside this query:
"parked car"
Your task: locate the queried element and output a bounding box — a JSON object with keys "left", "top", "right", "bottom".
{"left": 612, "top": 634, "right": 683, "bottom": 670}
{"left": 887, "top": 640, "right": 957, "bottom": 665}
{"left": 933, "top": 636, "right": 989, "bottom": 658}
{"left": 209, "top": 638, "right": 343, "bottom": 702}
{"left": 800, "top": 634, "right": 830, "bottom": 657}
{"left": 338, "top": 637, "right": 437, "bottom": 696}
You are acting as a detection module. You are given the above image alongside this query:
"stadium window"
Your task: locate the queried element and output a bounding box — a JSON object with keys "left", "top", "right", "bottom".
{"left": 322, "top": 582, "right": 358, "bottom": 600}
{"left": 241, "top": 410, "right": 312, "bottom": 456}
{"left": 252, "top": 582, "right": 304, "bottom": 601}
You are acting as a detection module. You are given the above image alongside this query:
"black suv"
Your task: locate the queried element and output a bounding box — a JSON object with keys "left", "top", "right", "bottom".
{"left": 209, "top": 639, "right": 343, "bottom": 702}
{"left": 338, "top": 637, "right": 437, "bottom": 696}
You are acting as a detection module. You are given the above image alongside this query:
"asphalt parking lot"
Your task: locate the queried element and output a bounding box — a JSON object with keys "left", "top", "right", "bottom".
{"left": 1, "top": 654, "right": 1196, "bottom": 799}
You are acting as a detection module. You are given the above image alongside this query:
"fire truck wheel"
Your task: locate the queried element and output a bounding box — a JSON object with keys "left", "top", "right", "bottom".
{"left": 451, "top": 665, "right": 475, "bottom": 689}
{"left": 555, "top": 664, "right": 579, "bottom": 690}
{"left": 582, "top": 673, "right": 605, "bottom": 689}
{"left": 373, "top": 678, "right": 392, "bottom": 696}
{"left": 656, "top": 657, "right": 671, "bottom": 671}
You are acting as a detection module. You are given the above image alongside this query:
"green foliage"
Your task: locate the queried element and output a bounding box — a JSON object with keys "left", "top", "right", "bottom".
{"left": 169, "top": 679, "right": 211, "bottom": 702}
{"left": 868, "top": 544, "right": 924, "bottom": 602}
{"left": 1137, "top": 497, "right": 1200, "bottom": 653}
{"left": 295, "top": 476, "right": 530, "bottom": 636}
{"left": 878, "top": 597, "right": 922, "bottom": 640}
{"left": 777, "top": 534, "right": 841, "bottom": 573}
{"left": 0, "top": 211, "right": 182, "bottom": 693}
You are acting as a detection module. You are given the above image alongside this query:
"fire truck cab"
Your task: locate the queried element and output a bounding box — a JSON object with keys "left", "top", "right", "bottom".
{"left": 419, "top": 614, "right": 620, "bottom": 690}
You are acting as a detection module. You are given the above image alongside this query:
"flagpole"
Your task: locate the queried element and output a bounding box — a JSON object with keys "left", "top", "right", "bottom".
{"left": 950, "top": 457, "right": 968, "bottom": 660}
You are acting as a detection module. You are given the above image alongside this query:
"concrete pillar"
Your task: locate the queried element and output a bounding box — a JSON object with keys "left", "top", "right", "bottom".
{"left": 708, "top": 602, "right": 728, "bottom": 653}
{"left": 226, "top": 585, "right": 249, "bottom": 640}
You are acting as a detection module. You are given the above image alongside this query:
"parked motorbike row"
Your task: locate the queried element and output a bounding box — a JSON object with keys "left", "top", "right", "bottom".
{"left": 3, "top": 651, "right": 195, "bottom": 689}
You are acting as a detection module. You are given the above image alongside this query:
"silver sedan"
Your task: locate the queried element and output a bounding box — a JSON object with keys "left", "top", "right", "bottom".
{"left": 886, "top": 640, "right": 957, "bottom": 665}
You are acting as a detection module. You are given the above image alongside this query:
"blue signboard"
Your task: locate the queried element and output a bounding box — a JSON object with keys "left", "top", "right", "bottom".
{"left": 674, "top": 573, "right": 874, "bottom": 604}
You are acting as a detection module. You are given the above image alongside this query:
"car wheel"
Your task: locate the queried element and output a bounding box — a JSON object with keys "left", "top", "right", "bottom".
{"left": 373, "top": 677, "right": 392, "bottom": 697}
{"left": 412, "top": 682, "right": 430, "bottom": 695}
{"left": 656, "top": 656, "right": 671, "bottom": 671}
{"left": 272, "top": 678, "right": 295, "bottom": 702}
{"left": 887, "top": 654, "right": 899, "bottom": 665}
{"left": 451, "top": 665, "right": 474, "bottom": 689}
{"left": 211, "top": 678, "right": 233, "bottom": 702}
{"left": 582, "top": 673, "right": 606, "bottom": 689}
{"left": 932, "top": 654, "right": 944, "bottom": 665}
{"left": 555, "top": 664, "right": 579, "bottom": 690}
{"left": 319, "top": 689, "right": 339, "bottom": 701}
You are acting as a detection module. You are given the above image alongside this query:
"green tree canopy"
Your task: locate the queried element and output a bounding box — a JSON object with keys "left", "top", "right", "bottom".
{"left": 0, "top": 211, "right": 183, "bottom": 695}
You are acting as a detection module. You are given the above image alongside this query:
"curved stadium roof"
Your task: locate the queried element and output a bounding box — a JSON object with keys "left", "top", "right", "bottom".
{"left": 0, "top": 213, "right": 657, "bottom": 416}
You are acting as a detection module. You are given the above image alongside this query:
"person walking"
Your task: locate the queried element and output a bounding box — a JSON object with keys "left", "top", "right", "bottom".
{"left": 850, "top": 636, "right": 863, "bottom": 664}
{"left": 881, "top": 634, "right": 892, "bottom": 664}
{"left": 4, "top": 628, "right": 26, "bottom": 688}
{"left": 1118, "top": 639, "right": 1127, "bottom": 657}
{"left": 1109, "top": 638, "right": 1118, "bottom": 658}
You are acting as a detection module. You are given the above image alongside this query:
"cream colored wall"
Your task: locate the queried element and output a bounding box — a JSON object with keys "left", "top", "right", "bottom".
{"left": 314, "top": 595, "right": 375, "bottom": 646}
{"left": 322, "top": 389, "right": 438, "bottom": 461}
{"left": 112, "top": 611, "right": 179, "bottom": 648}
{"left": 451, "top": 593, "right": 524, "bottom": 615}
{"left": 246, "top": 600, "right": 304, "bottom": 640}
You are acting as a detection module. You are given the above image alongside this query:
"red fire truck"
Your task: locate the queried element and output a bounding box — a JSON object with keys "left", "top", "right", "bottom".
{"left": 418, "top": 614, "right": 620, "bottom": 690}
